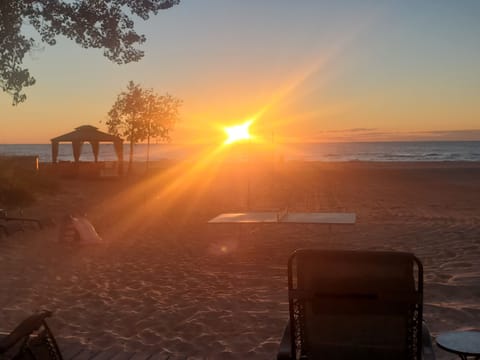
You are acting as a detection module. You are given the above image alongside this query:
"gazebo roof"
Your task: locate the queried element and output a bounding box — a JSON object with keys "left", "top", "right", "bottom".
{"left": 51, "top": 125, "right": 122, "bottom": 143}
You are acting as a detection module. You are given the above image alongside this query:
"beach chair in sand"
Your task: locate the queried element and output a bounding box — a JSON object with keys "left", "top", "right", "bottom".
{"left": 0, "top": 210, "right": 49, "bottom": 238}
{"left": 277, "top": 249, "right": 435, "bottom": 360}
{"left": 0, "top": 310, "right": 63, "bottom": 360}
{"left": 58, "top": 214, "right": 102, "bottom": 243}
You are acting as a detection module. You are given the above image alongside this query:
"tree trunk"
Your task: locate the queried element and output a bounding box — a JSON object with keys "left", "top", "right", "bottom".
{"left": 146, "top": 134, "right": 150, "bottom": 170}
{"left": 128, "top": 140, "right": 134, "bottom": 173}
{"left": 128, "top": 122, "right": 135, "bottom": 173}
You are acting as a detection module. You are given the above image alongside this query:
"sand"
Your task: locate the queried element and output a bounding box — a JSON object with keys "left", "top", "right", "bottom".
{"left": 1, "top": 161, "right": 479, "bottom": 359}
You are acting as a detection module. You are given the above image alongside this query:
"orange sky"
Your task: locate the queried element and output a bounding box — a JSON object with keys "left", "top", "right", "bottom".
{"left": 1, "top": 1, "right": 479, "bottom": 144}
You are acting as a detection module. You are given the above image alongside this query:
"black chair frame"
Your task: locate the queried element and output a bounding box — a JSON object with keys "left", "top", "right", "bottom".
{"left": 284, "top": 249, "right": 425, "bottom": 360}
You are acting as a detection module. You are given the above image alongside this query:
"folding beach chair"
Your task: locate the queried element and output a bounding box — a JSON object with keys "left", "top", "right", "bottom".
{"left": 58, "top": 214, "right": 102, "bottom": 243}
{"left": 277, "top": 249, "right": 435, "bottom": 360}
{"left": 0, "top": 311, "right": 63, "bottom": 360}
{"left": 0, "top": 209, "right": 44, "bottom": 231}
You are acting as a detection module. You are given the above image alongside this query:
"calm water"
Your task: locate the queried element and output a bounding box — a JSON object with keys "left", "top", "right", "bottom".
{"left": 0, "top": 141, "right": 479, "bottom": 163}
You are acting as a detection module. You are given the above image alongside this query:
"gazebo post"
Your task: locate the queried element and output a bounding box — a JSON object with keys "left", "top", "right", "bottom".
{"left": 72, "top": 141, "right": 83, "bottom": 163}
{"left": 90, "top": 141, "right": 100, "bottom": 162}
{"left": 51, "top": 140, "right": 58, "bottom": 163}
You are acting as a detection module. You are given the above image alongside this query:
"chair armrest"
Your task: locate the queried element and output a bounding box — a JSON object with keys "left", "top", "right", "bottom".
{"left": 0, "top": 311, "right": 52, "bottom": 353}
{"left": 277, "top": 322, "right": 292, "bottom": 360}
{"left": 422, "top": 321, "right": 436, "bottom": 360}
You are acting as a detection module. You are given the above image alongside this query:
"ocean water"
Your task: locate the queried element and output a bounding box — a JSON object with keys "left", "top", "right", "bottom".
{"left": 0, "top": 141, "right": 479, "bottom": 163}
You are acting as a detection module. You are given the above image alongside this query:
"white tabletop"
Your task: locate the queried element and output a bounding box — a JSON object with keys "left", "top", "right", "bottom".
{"left": 208, "top": 212, "right": 356, "bottom": 224}
{"left": 208, "top": 212, "right": 278, "bottom": 223}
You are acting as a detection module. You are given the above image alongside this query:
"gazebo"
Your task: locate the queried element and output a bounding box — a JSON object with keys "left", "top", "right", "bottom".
{"left": 51, "top": 125, "right": 124, "bottom": 166}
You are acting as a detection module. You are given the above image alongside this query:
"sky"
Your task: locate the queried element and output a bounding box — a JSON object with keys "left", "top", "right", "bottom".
{"left": 1, "top": 0, "right": 480, "bottom": 144}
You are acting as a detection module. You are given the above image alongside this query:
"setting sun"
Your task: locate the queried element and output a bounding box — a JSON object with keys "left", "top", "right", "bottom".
{"left": 223, "top": 120, "right": 253, "bottom": 145}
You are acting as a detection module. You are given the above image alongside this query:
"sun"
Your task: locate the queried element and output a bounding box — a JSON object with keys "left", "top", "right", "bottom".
{"left": 224, "top": 120, "right": 253, "bottom": 145}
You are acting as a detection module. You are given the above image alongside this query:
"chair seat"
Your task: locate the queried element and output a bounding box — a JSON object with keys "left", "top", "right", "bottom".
{"left": 278, "top": 320, "right": 436, "bottom": 360}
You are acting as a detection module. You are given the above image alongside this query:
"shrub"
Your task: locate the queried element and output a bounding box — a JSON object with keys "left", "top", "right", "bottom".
{"left": 0, "top": 181, "right": 36, "bottom": 209}
{"left": 0, "top": 158, "right": 60, "bottom": 209}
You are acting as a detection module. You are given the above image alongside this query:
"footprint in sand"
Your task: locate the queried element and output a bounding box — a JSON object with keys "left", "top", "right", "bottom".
{"left": 436, "top": 273, "right": 453, "bottom": 282}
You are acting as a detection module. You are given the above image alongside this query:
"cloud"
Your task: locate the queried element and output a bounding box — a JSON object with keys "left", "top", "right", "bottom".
{"left": 414, "top": 129, "right": 480, "bottom": 140}
{"left": 317, "top": 128, "right": 377, "bottom": 134}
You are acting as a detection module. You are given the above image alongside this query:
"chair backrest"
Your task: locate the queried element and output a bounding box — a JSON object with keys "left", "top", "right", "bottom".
{"left": 288, "top": 249, "right": 423, "bottom": 360}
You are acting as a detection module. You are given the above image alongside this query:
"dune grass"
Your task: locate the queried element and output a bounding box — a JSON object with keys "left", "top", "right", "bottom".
{"left": 0, "top": 157, "right": 59, "bottom": 209}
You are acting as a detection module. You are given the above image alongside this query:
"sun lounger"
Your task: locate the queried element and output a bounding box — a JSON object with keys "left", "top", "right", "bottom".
{"left": 0, "top": 221, "right": 24, "bottom": 237}
{"left": 277, "top": 249, "right": 435, "bottom": 360}
{"left": 0, "top": 209, "right": 44, "bottom": 230}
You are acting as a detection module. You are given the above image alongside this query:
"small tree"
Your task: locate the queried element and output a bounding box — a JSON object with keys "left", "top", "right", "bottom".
{"left": 144, "top": 91, "right": 182, "bottom": 167}
{"left": 107, "top": 81, "right": 146, "bottom": 172}
{"left": 106, "top": 81, "right": 181, "bottom": 172}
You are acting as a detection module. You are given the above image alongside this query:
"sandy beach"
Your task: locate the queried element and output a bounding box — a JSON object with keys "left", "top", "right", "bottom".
{"left": 1, "top": 161, "right": 479, "bottom": 359}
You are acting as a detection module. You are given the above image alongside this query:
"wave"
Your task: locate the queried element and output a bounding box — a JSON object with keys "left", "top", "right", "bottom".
{"left": 1, "top": 142, "right": 480, "bottom": 162}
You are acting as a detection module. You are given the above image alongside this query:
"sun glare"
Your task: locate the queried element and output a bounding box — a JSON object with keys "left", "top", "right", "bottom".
{"left": 224, "top": 120, "right": 253, "bottom": 145}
